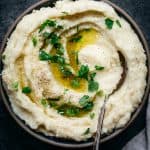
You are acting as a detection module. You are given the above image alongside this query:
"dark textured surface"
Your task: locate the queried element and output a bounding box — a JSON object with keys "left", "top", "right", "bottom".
{"left": 0, "top": 0, "right": 149, "bottom": 150}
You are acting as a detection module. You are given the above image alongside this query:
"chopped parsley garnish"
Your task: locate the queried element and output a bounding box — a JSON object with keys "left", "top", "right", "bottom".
{"left": 56, "top": 25, "right": 64, "bottom": 30}
{"left": 32, "top": 36, "right": 37, "bottom": 47}
{"left": 69, "top": 35, "right": 82, "bottom": 42}
{"left": 88, "top": 80, "right": 99, "bottom": 92}
{"left": 39, "top": 50, "right": 51, "bottom": 61}
{"left": 105, "top": 18, "right": 114, "bottom": 29}
{"left": 53, "top": 43, "right": 65, "bottom": 55}
{"left": 95, "top": 65, "right": 104, "bottom": 70}
{"left": 87, "top": 70, "right": 99, "bottom": 92}
{"left": 43, "top": 32, "right": 64, "bottom": 55}
{"left": 71, "top": 78, "right": 80, "bottom": 88}
{"left": 57, "top": 109, "right": 65, "bottom": 115}
{"left": 83, "top": 101, "right": 93, "bottom": 111}
{"left": 79, "top": 95, "right": 90, "bottom": 107}
{"left": 51, "top": 55, "right": 65, "bottom": 64}
{"left": 46, "top": 95, "right": 94, "bottom": 117}
{"left": 22, "top": 86, "right": 32, "bottom": 94}
{"left": 59, "top": 66, "right": 72, "bottom": 77}
{"left": 49, "top": 33, "right": 60, "bottom": 45}
{"left": 83, "top": 128, "right": 90, "bottom": 135}
{"left": 11, "top": 82, "right": 19, "bottom": 91}
{"left": 89, "top": 72, "right": 96, "bottom": 80}
{"left": 78, "top": 65, "right": 89, "bottom": 80}
{"left": 66, "top": 107, "right": 80, "bottom": 117}
{"left": 41, "top": 99, "right": 49, "bottom": 107}
{"left": 56, "top": 102, "right": 93, "bottom": 117}
{"left": 116, "top": 20, "right": 122, "bottom": 27}
{"left": 39, "top": 50, "right": 66, "bottom": 64}
{"left": 49, "top": 101, "right": 57, "bottom": 108}
{"left": 57, "top": 104, "right": 80, "bottom": 117}
{"left": 90, "top": 112, "right": 95, "bottom": 119}
{"left": 39, "top": 19, "right": 56, "bottom": 32}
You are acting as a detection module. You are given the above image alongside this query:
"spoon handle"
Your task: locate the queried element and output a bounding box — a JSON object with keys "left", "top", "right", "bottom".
{"left": 93, "top": 101, "right": 106, "bottom": 150}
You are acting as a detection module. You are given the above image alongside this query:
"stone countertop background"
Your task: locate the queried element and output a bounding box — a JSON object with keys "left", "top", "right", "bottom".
{"left": 0, "top": 0, "right": 149, "bottom": 150}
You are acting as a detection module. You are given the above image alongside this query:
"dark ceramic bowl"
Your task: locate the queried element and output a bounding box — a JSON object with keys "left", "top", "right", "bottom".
{"left": 0, "top": 0, "right": 150, "bottom": 148}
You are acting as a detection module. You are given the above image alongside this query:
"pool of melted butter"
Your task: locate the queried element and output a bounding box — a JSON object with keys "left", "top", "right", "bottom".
{"left": 50, "top": 28, "right": 100, "bottom": 92}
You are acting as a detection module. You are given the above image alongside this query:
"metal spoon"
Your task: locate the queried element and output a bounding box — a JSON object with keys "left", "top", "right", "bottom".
{"left": 93, "top": 51, "right": 127, "bottom": 150}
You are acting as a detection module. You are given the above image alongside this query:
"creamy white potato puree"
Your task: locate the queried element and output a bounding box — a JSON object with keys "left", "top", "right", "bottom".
{"left": 2, "top": 0, "right": 147, "bottom": 141}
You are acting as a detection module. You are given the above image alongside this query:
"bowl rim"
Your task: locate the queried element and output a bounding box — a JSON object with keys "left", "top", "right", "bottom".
{"left": 0, "top": 0, "right": 150, "bottom": 148}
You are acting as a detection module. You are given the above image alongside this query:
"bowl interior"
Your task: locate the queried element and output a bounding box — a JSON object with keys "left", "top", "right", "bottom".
{"left": 0, "top": 0, "right": 149, "bottom": 148}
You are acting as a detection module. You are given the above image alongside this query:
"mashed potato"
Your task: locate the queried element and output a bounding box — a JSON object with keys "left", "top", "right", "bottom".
{"left": 2, "top": 0, "right": 147, "bottom": 141}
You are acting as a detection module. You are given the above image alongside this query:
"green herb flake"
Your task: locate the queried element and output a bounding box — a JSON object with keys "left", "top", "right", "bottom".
{"left": 50, "top": 33, "right": 61, "bottom": 45}
{"left": 11, "top": 82, "right": 19, "bottom": 91}
{"left": 78, "top": 65, "right": 89, "bottom": 80}
{"left": 71, "top": 78, "right": 80, "bottom": 88}
{"left": 89, "top": 72, "right": 96, "bottom": 80}
{"left": 39, "top": 50, "right": 51, "bottom": 61}
{"left": 56, "top": 25, "right": 64, "bottom": 30}
{"left": 39, "top": 19, "right": 56, "bottom": 32}
{"left": 69, "top": 35, "right": 82, "bottom": 43}
{"left": 32, "top": 36, "right": 37, "bottom": 47}
{"left": 90, "top": 112, "right": 95, "bottom": 119}
{"left": 59, "top": 66, "right": 72, "bottom": 77}
{"left": 105, "top": 18, "right": 114, "bottom": 29}
{"left": 83, "top": 101, "right": 93, "bottom": 111}
{"left": 116, "top": 20, "right": 121, "bottom": 27}
{"left": 41, "top": 99, "right": 49, "bottom": 108}
{"left": 54, "top": 43, "right": 64, "bottom": 55}
{"left": 49, "top": 101, "right": 57, "bottom": 108}
{"left": 66, "top": 107, "right": 80, "bottom": 117}
{"left": 22, "top": 86, "right": 32, "bottom": 94}
{"left": 83, "top": 128, "right": 90, "bottom": 135}
{"left": 57, "top": 105, "right": 66, "bottom": 115}
{"left": 95, "top": 65, "right": 104, "bottom": 71}
{"left": 57, "top": 109, "right": 65, "bottom": 115}
{"left": 42, "top": 32, "right": 64, "bottom": 55}
{"left": 79, "top": 95, "right": 90, "bottom": 107}
{"left": 57, "top": 104, "right": 80, "bottom": 117}
{"left": 88, "top": 80, "right": 99, "bottom": 92}
{"left": 51, "top": 55, "right": 65, "bottom": 64}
